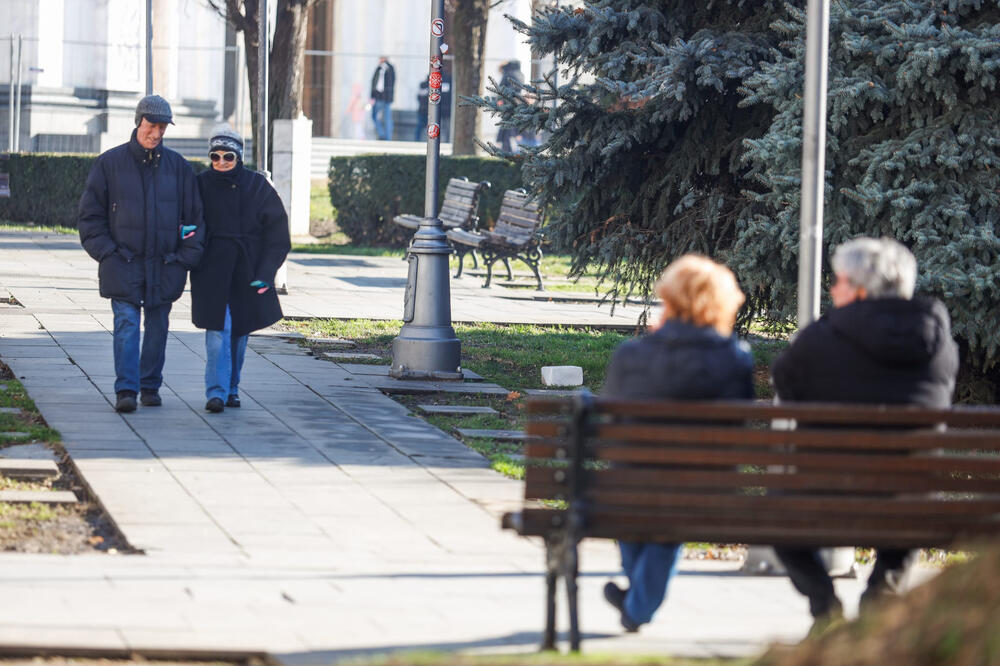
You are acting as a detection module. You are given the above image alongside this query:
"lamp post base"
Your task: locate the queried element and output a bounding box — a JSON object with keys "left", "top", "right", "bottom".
{"left": 390, "top": 327, "right": 461, "bottom": 380}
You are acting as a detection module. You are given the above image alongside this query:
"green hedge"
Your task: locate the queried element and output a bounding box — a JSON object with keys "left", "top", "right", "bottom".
{"left": 328, "top": 154, "right": 524, "bottom": 247}
{"left": 0, "top": 153, "right": 208, "bottom": 228}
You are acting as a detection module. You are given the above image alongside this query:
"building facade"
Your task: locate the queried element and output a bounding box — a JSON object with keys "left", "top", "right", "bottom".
{"left": 1, "top": 0, "right": 537, "bottom": 154}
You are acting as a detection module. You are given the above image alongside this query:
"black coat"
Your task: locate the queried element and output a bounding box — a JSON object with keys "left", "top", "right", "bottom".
{"left": 370, "top": 61, "right": 395, "bottom": 102}
{"left": 771, "top": 297, "right": 959, "bottom": 408}
{"left": 78, "top": 131, "right": 205, "bottom": 307}
{"left": 602, "top": 320, "right": 754, "bottom": 401}
{"left": 190, "top": 164, "right": 291, "bottom": 338}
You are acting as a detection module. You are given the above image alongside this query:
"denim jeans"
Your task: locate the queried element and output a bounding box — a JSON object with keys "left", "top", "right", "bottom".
{"left": 111, "top": 299, "right": 171, "bottom": 394}
{"left": 618, "top": 541, "right": 682, "bottom": 625}
{"left": 205, "top": 306, "right": 249, "bottom": 401}
{"left": 372, "top": 100, "right": 393, "bottom": 140}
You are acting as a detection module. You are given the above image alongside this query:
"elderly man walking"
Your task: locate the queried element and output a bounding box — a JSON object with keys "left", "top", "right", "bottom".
{"left": 78, "top": 95, "right": 205, "bottom": 413}
{"left": 770, "top": 236, "right": 959, "bottom": 632}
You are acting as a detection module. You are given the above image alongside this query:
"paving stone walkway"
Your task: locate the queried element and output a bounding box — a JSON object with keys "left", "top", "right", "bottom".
{"left": 0, "top": 231, "right": 870, "bottom": 661}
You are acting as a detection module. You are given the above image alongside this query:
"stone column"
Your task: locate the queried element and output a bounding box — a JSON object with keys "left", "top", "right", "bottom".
{"left": 271, "top": 114, "right": 312, "bottom": 290}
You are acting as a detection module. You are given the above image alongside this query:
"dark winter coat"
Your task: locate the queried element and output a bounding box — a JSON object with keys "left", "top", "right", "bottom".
{"left": 190, "top": 163, "right": 290, "bottom": 338}
{"left": 77, "top": 130, "right": 205, "bottom": 307}
{"left": 602, "top": 319, "right": 754, "bottom": 401}
{"left": 771, "top": 297, "right": 959, "bottom": 408}
{"left": 370, "top": 61, "right": 395, "bottom": 102}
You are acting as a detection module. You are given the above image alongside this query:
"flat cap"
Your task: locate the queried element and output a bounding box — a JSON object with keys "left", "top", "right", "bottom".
{"left": 135, "top": 94, "right": 174, "bottom": 126}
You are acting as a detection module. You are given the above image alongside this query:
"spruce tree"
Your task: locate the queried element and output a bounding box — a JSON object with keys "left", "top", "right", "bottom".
{"left": 473, "top": 0, "right": 793, "bottom": 312}
{"left": 736, "top": 0, "right": 1000, "bottom": 372}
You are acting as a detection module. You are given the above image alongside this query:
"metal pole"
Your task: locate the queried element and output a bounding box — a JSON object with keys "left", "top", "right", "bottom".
{"left": 389, "top": 0, "right": 462, "bottom": 380}
{"left": 797, "top": 0, "right": 830, "bottom": 327}
{"left": 13, "top": 35, "right": 21, "bottom": 153}
{"left": 146, "top": 0, "right": 153, "bottom": 95}
{"left": 257, "top": 0, "right": 269, "bottom": 174}
{"left": 7, "top": 36, "right": 14, "bottom": 152}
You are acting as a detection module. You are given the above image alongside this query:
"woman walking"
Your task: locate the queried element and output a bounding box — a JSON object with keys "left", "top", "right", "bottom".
{"left": 191, "top": 126, "right": 290, "bottom": 413}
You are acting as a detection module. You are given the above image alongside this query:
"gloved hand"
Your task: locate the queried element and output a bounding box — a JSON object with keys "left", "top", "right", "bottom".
{"left": 180, "top": 224, "right": 197, "bottom": 239}
{"left": 250, "top": 279, "right": 270, "bottom": 294}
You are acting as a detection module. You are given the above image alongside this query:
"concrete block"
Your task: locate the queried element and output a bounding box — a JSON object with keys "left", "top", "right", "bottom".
{"left": 541, "top": 365, "right": 583, "bottom": 387}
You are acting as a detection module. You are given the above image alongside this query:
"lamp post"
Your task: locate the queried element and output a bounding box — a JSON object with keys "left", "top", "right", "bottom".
{"left": 389, "top": 0, "right": 462, "bottom": 380}
{"left": 145, "top": 0, "right": 153, "bottom": 95}
{"left": 256, "top": 0, "right": 269, "bottom": 176}
{"left": 797, "top": 0, "right": 830, "bottom": 327}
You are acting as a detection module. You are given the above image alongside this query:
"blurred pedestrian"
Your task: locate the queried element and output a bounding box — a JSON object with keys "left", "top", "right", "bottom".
{"left": 496, "top": 60, "right": 523, "bottom": 152}
{"left": 370, "top": 56, "right": 396, "bottom": 140}
{"left": 190, "top": 126, "right": 290, "bottom": 413}
{"left": 77, "top": 94, "right": 204, "bottom": 413}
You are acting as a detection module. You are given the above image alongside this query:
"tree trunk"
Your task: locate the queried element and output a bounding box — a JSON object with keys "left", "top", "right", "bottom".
{"left": 213, "top": 0, "right": 313, "bottom": 169}
{"left": 450, "top": 0, "right": 489, "bottom": 155}
{"left": 269, "top": 0, "right": 310, "bottom": 121}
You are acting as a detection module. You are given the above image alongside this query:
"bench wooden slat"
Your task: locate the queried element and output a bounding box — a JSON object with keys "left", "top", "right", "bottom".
{"left": 595, "top": 423, "right": 1000, "bottom": 451}
{"left": 590, "top": 398, "right": 1000, "bottom": 427}
{"left": 512, "top": 508, "right": 986, "bottom": 548}
{"left": 522, "top": 442, "right": 1000, "bottom": 474}
{"left": 524, "top": 466, "right": 1000, "bottom": 496}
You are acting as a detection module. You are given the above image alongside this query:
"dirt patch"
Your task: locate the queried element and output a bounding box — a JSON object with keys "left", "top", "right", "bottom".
{"left": 0, "top": 360, "right": 134, "bottom": 555}
{"left": 0, "top": 454, "right": 133, "bottom": 554}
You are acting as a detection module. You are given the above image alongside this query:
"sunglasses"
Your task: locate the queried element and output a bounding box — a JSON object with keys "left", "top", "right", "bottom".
{"left": 210, "top": 151, "right": 237, "bottom": 163}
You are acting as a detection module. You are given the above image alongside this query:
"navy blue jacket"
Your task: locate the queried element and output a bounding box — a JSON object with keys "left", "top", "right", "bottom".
{"left": 77, "top": 131, "right": 204, "bottom": 307}
{"left": 602, "top": 320, "right": 754, "bottom": 401}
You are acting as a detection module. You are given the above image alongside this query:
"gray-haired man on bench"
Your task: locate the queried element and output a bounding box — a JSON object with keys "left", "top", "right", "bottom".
{"left": 770, "top": 236, "right": 959, "bottom": 632}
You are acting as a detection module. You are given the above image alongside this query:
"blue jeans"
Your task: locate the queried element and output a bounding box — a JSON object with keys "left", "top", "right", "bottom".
{"left": 205, "top": 306, "right": 249, "bottom": 401}
{"left": 372, "top": 100, "right": 393, "bottom": 140}
{"left": 111, "top": 299, "right": 171, "bottom": 394}
{"left": 618, "top": 541, "right": 682, "bottom": 625}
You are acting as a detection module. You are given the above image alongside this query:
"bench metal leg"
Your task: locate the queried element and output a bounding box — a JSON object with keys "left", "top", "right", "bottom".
{"left": 482, "top": 249, "right": 497, "bottom": 288}
{"left": 542, "top": 535, "right": 560, "bottom": 651}
{"left": 453, "top": 246, "right": 468, "bottom": 278}
{"left": 564, "top": 538, "right": 581, "bottom": 652}
{"left": 503, "top": 258, "right": 514, "bottom": 281}
{"left": 525, "top": 246, "right": 544, "bottom": 291}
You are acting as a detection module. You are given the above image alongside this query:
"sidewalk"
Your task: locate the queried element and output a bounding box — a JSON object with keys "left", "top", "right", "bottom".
{"left": 0, "top": 230, "right": 862, "bottom": 661}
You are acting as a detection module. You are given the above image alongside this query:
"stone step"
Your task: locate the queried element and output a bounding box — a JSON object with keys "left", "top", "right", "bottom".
{"left": 323, "top": 352, "right": 383, "bottom": 361}
{"left": 0, "top": 489, "right": 77, "bottom": 504}
{"left": 417, "top": 404, "right": 499, "bottom": 415}
{"left": 454, "top": 428, "right": 536, "bottom": 441}
{"left": 0, "top": 458, "right": 59, "bottom": 479}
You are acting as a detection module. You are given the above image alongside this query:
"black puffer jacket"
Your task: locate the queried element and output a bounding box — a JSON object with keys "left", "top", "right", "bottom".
{"left": 190, "top": 164, "right": 290, "bottom": 338}
{"left": 602, "top": 319, "right": 754, "bottom": 401}
{"left": 772, "top": 297, "right": 959, "bottom": 407}
{"left": 77, "top": 131, "right": 204, "bottom": 307}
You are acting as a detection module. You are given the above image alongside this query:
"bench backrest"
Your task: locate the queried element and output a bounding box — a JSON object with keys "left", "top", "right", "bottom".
{"left": 439, "top": 177, "right": 489, "bottom": 230}
{"left": 518, "top": 396, "right": 1000, "bottom": 549}
{"left": 492, "top": 189, "right": 543, "bottom": 243}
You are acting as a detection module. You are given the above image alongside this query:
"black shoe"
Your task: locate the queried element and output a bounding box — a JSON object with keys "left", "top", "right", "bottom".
{"left": 205, "top": 397, "right": 225, "bottom": 413}
{"left": 115, "top": 390, "right": 137, "bottom": 413}
{"left": 225, "top": 394, "right": 241, "bottom": 408}
{"left": 140, "top": 389, "right": 161, "bottom": 407}
{"left": 603, "top": 582, "right": 640, "bottom": 633}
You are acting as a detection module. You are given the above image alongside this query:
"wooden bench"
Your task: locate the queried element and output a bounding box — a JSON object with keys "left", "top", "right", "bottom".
{"left": 447, "top": 188, "right": 545, "bottom": 290}
{"left": 393, "top": 176, "right": 490, "bottom": 272}
{"left": 505, "top": 393, "right": 1000, "bottom": 651}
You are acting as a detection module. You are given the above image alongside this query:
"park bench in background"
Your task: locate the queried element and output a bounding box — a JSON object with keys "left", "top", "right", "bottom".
{"left": 447, "top": 188, "right": 545, "bottom": 290}
{"left": 393, "top": 176, "right": 490, "bottom": 272}
{"left": 504, "top": 394, "right": 1000, "bottom": 650}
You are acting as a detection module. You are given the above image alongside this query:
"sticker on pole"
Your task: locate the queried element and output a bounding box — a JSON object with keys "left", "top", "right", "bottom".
{"left": 429, "top": 91, "right": 441, "bottom": 105}
{"left": 427, "top": 123, "right": 440, "bottom": 139}
{"left": 431, "top": 19, "right": 444, "bottom": 37}
{"left": 429, "top": 71, "right": 442, "bottom": 90}
{"left": 430, "top": 56, "right": 442, "bottom": 69}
